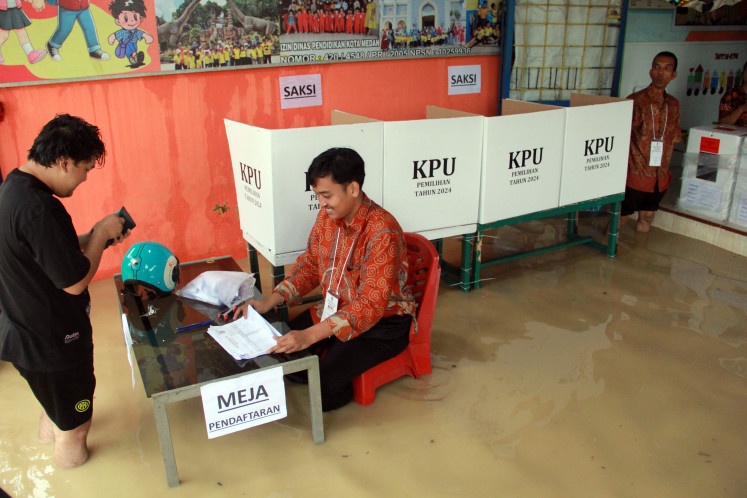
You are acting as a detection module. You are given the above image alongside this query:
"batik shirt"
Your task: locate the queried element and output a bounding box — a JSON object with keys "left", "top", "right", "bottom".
{"left": 718, "top": 86, "right": 747, "bottom": 127}
{"left": 626, "top": 85, "right": 682, "bottom": 193}
{"left": 275, "top": 194, "right": 416, "bottom": 341}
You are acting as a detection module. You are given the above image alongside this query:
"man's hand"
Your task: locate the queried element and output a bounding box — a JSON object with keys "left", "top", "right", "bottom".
{"left": 267, "top": 330, "right": 315, "bottom": 354}
{"left": 267, "top": 321, "right": 333, "bottom": 355}
{"left": 235, "top": 292, "right": 283, "bottom": 318}
{"left": 93, "top": 213, "right": 126, "bottom": 245}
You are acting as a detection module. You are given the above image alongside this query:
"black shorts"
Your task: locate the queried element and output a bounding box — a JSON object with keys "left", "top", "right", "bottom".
{"left": 621, "top": 184, "right": 666, "bottom": 216}
{"left": 14, "top": 363, "right": 96, "bottom": 431}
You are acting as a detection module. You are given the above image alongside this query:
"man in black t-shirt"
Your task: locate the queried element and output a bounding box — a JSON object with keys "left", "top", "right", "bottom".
{"left": 0, "top": 114, "right": 130, "bottom": 469}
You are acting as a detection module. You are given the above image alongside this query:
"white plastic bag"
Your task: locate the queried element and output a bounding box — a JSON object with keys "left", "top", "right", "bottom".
{"left": 175, "top": 271, "right": 255, "bottom": 308}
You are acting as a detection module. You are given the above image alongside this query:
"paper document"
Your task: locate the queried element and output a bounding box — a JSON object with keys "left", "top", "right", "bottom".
{"left": 207, "top": 306, "right": 281, "bottom": 360}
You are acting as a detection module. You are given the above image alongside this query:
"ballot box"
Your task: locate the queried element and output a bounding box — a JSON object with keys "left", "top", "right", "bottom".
{"left": 678, "top": 124, "right": 745, "bottom": 223}
{"left": 559, "top": 94, "right": 634, "bottom": 206}
{"left": 727, "top": 138, "right": 747, "bottom": 229}
{"left": 479, "top": 100, "right": 565, "bottom": 223}
{"left": 224, "top": 119, "right": 384, "bottom": 266}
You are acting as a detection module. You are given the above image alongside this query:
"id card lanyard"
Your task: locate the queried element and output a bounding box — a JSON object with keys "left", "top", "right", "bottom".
{"left": 321, "top": 228, "right": 356, "bottom": 321}
{"left": 649, "top": 104, "right": 668, "bottom": 167}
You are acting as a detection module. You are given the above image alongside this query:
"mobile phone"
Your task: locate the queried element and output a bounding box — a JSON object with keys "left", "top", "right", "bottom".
{"left": 105, "top": 206, "right": 136, "bottom": 248}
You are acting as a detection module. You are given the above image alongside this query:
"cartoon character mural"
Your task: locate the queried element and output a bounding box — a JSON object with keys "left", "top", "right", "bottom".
{"left": 45, "top": 0, "right": 110, "bottom": 61}
{"left": 107, "top": 0, "right": 152, "bottom": 67}
{"left": 0, "top": 0, "right": 47, "bottom": 64}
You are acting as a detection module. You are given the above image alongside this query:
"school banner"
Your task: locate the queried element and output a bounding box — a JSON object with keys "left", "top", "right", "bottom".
{"left": 1, "top": 0, "right": 500, "bottom": 85}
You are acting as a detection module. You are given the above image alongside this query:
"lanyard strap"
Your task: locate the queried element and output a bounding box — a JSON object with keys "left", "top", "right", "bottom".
{"left": 329, "top": 228, "right": 357, "bottom": 294}
{"left": 650, "top": 104, "right": 668, "bottom": 142}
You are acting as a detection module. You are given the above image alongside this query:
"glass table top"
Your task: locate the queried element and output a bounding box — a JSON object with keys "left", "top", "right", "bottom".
{"left": 113, "top": 256, "right": 307, "bottom": 397}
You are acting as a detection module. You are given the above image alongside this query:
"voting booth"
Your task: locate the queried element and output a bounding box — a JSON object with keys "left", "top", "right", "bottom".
{"left": 480, "top": 100, "right": 565, "bottom": 223}
{"left": 559, "top": 94, "right": 634, "bottom": 206}
{"left": 382, "top": 115, "right": 483, "bottom": 239}
{"left": 224, "top": 119, "right": 384, "bottom": 266}
{"left": 331, "top": 109, "right": 484, "bottom": 240}
{"left": 677, "top": 124, "right": 745, "bottom": 223}
{"left": 728, "top": 139, "right": 747, "bottom": 229}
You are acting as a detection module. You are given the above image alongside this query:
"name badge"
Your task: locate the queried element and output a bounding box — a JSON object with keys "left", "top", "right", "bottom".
{"left": 320, "top": 291, "right": 339, "bottom": 321}
{"left": 649, "top": 140, "right": 663, "bottom": 167}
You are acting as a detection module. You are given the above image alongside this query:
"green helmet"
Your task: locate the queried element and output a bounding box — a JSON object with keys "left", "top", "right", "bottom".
{"left": 121, "top": 241, "right": 180, "bottom": 295}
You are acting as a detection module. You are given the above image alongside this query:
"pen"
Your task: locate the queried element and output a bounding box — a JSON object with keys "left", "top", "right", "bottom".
{"left": 175, "top": 320, "right": 214, "bottom": 334}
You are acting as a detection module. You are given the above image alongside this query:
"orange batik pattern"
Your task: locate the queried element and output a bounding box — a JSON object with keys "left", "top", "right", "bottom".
{"left": 276, "top": 195, "right": 416, "bottom": 341}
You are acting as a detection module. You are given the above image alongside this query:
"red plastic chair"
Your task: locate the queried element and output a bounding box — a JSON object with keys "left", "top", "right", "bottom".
{"left": 352, "top": 232, "right": 441, "bottom": 405}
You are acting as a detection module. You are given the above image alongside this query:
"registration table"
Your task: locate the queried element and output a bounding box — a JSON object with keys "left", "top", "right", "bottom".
{"left": 114, "top": 256, "right": 324, "bottom": 487}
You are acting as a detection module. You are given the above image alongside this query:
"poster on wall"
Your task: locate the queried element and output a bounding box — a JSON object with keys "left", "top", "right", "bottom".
{"left": 1, "top": 0, "right": 500, "bottom": 85}
{"left": 0, "top": 0, "right": 160, "bottom": 84}
{"left": 620, "top": 41, "right": 747, "bottom": 130}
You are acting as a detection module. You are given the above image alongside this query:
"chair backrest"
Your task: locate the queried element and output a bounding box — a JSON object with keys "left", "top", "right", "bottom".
{"left": 403, "top": 233, "right": 440, "bottom": 340}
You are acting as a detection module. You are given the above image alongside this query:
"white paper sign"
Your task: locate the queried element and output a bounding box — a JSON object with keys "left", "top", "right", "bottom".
{"left": 681, "top": 180, "right": 723, "bottom": 212}
{"left": 448, "top": 65, "right": 481, "bottom": 95}
{"left": 736, "top": 195, "right": 747, "bottom": 223}
{"left": 121, "top": 313, "right": 136, "bottom": 389}
{"left": 280, "top": 74, "right": 322, "bottom": 109}
{"left": 201, "top": 366, "right": 286, "bottom": 439}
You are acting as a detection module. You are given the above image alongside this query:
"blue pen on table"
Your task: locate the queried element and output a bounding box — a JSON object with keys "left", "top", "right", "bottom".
{"left": 175, "top": 320, "right": 214, "bottom": 334}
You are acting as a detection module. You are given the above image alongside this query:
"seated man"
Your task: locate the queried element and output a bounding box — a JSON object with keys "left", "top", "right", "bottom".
{"left": 239, "top": 147, "right": 416, "bottom": 411}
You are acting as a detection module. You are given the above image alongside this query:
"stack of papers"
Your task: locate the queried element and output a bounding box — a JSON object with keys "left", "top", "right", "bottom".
{"left": 207, "top": 306, "right": 281, "bottom": 360}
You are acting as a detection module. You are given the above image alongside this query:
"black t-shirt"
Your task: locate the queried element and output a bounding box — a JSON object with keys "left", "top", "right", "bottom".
{"left": 0, "top": 169, "right": 93, "bottom": 372}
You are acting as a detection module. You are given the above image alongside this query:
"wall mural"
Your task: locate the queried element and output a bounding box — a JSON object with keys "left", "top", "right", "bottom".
{"left": 0, "top": 0, "right": 501, "bottom": 85}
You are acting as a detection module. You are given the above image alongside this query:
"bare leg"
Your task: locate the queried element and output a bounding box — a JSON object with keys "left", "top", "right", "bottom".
{"left": 53, "top": 419, "right": 91, "bottom": 469}
{"left": 636, "top": 210, "right": 655, "bottom": 232}
{"left": 39, "top": 411, "right": 55, "bottom": 443}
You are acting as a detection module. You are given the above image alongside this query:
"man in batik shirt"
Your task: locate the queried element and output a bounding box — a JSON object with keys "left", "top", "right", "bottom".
{"left": 239, "top": 147, "right": 416, "bottom": 411}
{"left": 622, "top": 51, "right": 682, "bottom": 232}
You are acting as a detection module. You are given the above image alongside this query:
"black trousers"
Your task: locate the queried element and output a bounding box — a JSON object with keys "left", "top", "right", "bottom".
{"left": 289, "top": 309, "right": 411, "bottom": 411}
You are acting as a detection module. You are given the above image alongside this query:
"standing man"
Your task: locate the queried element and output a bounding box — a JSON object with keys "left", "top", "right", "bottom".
{"left": 0, "top": 114, "right": 129, "bottom": 468}
{"left": 238, "top": 147, "right": 416, "bottom": 412}
{"left": 621, "top": 51, "right": 682, "bottom": 232}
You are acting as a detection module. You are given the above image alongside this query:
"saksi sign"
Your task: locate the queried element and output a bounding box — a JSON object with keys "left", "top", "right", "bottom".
{"left": 280, "top": 74, "right": 323, "bottom": 109}
{"left": 448, "top": 65, "right": 481, "bottom": 95}
{"left": 200, "top": 366, "right": 287, "bottom": 439}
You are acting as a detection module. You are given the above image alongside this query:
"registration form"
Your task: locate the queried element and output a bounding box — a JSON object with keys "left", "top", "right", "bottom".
{"left": 207, "top": 306, "right": 281, "bottom": 360}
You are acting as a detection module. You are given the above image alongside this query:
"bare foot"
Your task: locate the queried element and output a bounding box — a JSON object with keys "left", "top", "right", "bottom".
{"left": 38, "top": 412, "right": 55, "bottom": 444}
{"left": 53, "top": 419, "right": 91, "bottom": 469}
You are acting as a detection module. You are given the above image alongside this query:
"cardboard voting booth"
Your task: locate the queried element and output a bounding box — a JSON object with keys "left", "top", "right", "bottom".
{"left": 677, "top": 124, "right": 745, "bottom": 223}
{"left": 224, "top": 119, "right": 384, "bottom": 266}
{"left": 728, "top": 139, "right": 747, "bottom": 229}
{"left": 332, "top": 109, "right": 483, "bottom": 240}
{"left": 383, "top": 115, "right": 483, "bottom": 239}
{"left": 479, "top": 100, "right": 565, "bottom": 223}
{"left": 559, "top": 94, "right": 634, "bottom": 206}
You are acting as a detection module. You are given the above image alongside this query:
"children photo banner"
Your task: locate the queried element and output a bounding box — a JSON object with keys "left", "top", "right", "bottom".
{"left": 0, "top": 0, "right": 501, "bottom": 85}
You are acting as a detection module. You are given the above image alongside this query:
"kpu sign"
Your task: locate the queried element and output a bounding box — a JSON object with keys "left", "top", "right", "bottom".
{"left": 480, "top": 106, "right": 565, "bottom": 223}
{"left": 383, "top": 116, "right": 483, "bottom": 238}
{"left": 200, "top": 367, "right": 286, "bottom": 439}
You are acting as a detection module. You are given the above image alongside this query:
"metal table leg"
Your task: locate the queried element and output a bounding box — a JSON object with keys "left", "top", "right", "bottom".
{"left": 153, "top": 397, "right": 180, "bottom": 487}
{"left": 306, "top": 356, "right": 325, "bottom": 444}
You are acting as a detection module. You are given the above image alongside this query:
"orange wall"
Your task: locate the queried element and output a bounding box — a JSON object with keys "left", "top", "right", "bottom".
{"left": 0, "top": 56, "right": 500, "bottom": 279}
